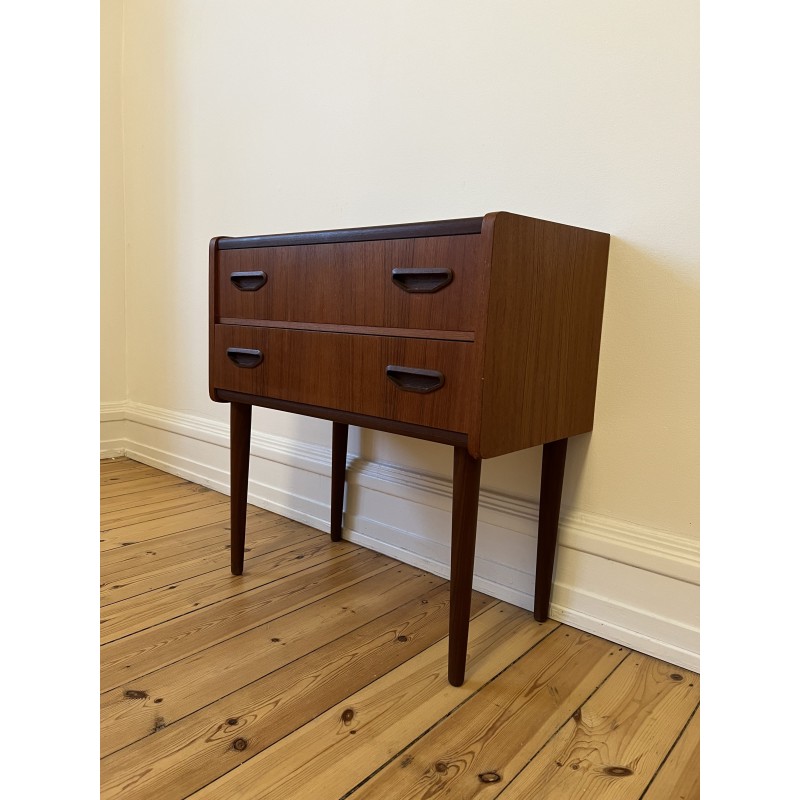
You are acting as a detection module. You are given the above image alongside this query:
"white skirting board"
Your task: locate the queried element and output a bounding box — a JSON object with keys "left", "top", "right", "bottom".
{"left": 101, "top": 401, "right": 700, "bottom": 671}
{"left": 100, "top": 401, "right": 128, "bottom": 459}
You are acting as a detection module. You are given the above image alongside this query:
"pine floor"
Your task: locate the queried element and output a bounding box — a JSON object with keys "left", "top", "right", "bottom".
{"left": 100, "top": 457, "right": 700, "bottom": 800}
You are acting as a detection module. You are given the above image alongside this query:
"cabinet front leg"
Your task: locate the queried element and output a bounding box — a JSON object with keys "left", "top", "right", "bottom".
{"left": 230, "top": 402, "right": 252, "bottom": 576}
{"left": 330, "top": 422, "right": 349, "bottom": 542}
{"left": 533, "top": 437, "right": 568, "bottom": 621}
{"left": 448, "top": 446, "right": 482, "bottom": 687}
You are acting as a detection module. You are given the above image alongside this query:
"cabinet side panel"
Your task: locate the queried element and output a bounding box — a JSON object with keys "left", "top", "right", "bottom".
{"left": 479, "top": 213, "right": 609, "bottom": 457}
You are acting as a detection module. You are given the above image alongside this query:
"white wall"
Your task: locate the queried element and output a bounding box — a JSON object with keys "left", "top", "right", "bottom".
{"left": 102, "top": 0, "right": 699, "bottom": 668}
{"left": 100, "top": 0, "right": 127, "bottom": 452}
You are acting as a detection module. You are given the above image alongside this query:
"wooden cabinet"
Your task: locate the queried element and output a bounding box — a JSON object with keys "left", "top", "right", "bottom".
{"left": 209, "top": 211, "right": 610, "bottom": 685}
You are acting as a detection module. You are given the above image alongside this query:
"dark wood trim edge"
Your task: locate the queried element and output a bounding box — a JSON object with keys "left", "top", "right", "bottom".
{"left": 217, "top": 217, "right": 484, "bottom": 250}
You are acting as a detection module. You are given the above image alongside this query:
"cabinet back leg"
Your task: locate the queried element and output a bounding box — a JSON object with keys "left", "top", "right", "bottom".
{"left": 533, "top": 437, "right": 568, "bottom": 621}
{"left": 330, "top": 422, "right": 349, "bottom": 542}
{"left": 230, "top": 402, "right": 252, "bottom": 576}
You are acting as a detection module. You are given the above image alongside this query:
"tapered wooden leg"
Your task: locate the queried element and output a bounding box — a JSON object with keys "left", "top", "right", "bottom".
{"left": 330, "top": 422, "right": 349, "bottom": 542}
{"left": 230, "top": 402, "right": 252, "bottom": 576}
{"left": 448, "top": 446, "right": 482, "bottom": 687}
{"left": 533, "top": 437, "right": 568, "bottom": 621}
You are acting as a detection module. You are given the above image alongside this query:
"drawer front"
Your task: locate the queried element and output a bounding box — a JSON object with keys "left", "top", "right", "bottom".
{"left": 212, "top": 325, "right": 477, "bottom": 432}
{"left": 215, "top": 235, "right": 484, "bottom": 333}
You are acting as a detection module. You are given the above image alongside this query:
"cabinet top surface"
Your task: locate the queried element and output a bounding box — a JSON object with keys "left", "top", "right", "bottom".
{"left": 216, "top": 216, "right": 486, "bottom": 250}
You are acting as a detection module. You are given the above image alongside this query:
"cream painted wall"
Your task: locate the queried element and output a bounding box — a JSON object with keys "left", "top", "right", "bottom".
{"left": 118, "top": 0, "right": 698, "bottom": 540}
{"left": 100, "top": 0, "right": 127, "bottom": 404}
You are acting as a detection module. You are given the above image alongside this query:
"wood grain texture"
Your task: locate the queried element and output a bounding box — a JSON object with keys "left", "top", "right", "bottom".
{"left": 101, "top": 473, "right": 187, "bottom": 501}
{"left": 101, "top": 503, "right": 232, "bottom": 551}
{"left": 642, "top": 707, "right": 700, "bottom": 800}
{"left": 101, "top": 457, "right": 142, "bottom": 471}
{"left": 101, "top": 520, "right": 319, "bottom": 606}
{"left": 101, "top": 549, "right": 390, "bottom": 692}
{"left": 100, "top": 585, "right": 492, "bottom": 800}
{"left": 100, "top": 460, "right": 698, "bottom": 800}
{"left": 101, "top": 536, "right": 358, "bottom": 643}
{"left": 500, "top": 655, "right": 700, "bottom": 799}
{"left": 99, "top": 482, "right": 216, "bottom": 516}
{"left": 345, "top": 628, "right": 627, "bottom": 800}
{"left": 190, "top": 605, "right": 556, "bottom": 800}
{"left": 101, "top": 487, "right": 226, "bottom": 532}
{"left": 477, "top": 211, "right": 610, "bottom": 457}
{"left": 216, "top": 235, "right": 483, "bottom": 333}
{"left": 100, "top": 462, "right": 160, "bottom": 485}
{"left": 100, "top": 507, "right": 277, "bottom": 575}
{"left": 101, "top": 563, "right": 442, "bottom": 758}
{"left": 213, "top": 325, "right": 478, "bottom": 432}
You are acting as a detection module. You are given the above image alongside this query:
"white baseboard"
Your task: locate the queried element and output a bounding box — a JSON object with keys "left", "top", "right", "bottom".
{"left": 101, "top": 400, "right": 700, "bottom": 671}
{"left": 100, "top": 401, "right": 128, "bottom": 459}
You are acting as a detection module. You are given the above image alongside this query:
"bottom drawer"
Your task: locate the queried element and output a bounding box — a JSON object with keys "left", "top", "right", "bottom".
{"left": 211, "top": 324, "right": 477, "bottom": 432}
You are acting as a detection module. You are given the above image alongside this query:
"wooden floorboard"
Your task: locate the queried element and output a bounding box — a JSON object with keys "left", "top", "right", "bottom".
{"left": 100, "top": 482, "right": 217, "bottom": 515}
{"left": 100, "top": 464, "right": 162, "bottom": 485}
{"left": 641, "top": 707, "right": 700, "bottom": 800}
{"left": 100, "top": 563, "right": 437, "bottom": 758}
{"left": 100, "top": 507, "right": 274, "bottom": 574}
{"left": 498, "top": 654, "right": 700, "bottom": 799}
{"left": 101, "top": 488, "right": 227, "bottom": 532}
{"left": 101, "top": 503, "right": 233, "bottom": 550}
{"left": 101, "top": 536, "right": 360, "bottom": 643}
{"left": 194, "top": 607, "right": 560, "bottom": 800}
{"left": 100, "top": 520, "right": 321, "bottom": 606}
{"left": 100, "top": 473, "right": 188, "bottom": 500}
{"left": 343, "top": 628, "right": 629, "bottom": 800}
{"left": 100, "top": 458, "right": 700, "bottom": 799}
{"left": 100, "top": 549, "right": 391, "bottom": 692}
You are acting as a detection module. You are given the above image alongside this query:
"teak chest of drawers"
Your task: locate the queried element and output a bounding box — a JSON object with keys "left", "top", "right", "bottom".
{"left": 209, "top": 211, "right": 610, "bottom": 686}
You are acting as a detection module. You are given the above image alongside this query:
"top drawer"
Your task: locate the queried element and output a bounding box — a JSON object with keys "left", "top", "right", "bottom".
{"left": 214, "top": 234, "right": 484, "bottom": 334}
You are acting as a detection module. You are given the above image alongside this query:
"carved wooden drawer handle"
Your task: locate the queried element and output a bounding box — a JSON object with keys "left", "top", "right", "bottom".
{"left": 386, "top": 365, "right": 445, "bottom": 393}
{"left": 230, "top": 271, "right": 267, "bottom": 291}
{"left": 391, "top": 268, "right": 453, "bottom": 293}
{"left": 226, "top": 347, "right": 264, "bottom": 368}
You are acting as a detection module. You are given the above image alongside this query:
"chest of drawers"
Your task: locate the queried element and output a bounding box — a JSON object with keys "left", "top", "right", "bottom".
{"left": 209, "top": 211, "right": 610, "bottom": 685}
